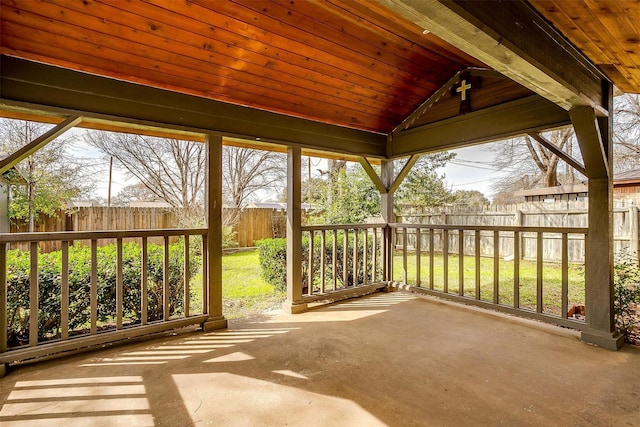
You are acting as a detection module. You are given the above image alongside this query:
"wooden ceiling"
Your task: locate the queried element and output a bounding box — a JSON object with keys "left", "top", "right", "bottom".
{"left": 0, "top": 0, "right": 638, "bottom": 149}
{"left": 0, "top": 0, "right": 482, "bottom": 134}
{"left": 530, "top": 0, "right": 640, "bottom": 94}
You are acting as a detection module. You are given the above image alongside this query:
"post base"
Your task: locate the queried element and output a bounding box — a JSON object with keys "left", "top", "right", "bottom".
{"left": 282, "top": 301, "right": 308, "bottom": 314}
{"left": 0, "top": 363, "right": 7, "bottom": 378}
{"left": 202, "top": 316, "right": 228, "bottom": 332}
{"left": 581, "top": 330, "right": 625, "bottom": 350}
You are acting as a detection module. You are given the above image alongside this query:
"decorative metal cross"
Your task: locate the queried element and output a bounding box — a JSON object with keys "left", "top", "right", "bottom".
{"left": 451, "top": 72, "right": 480, "bottom": 115}
{"left": 456, "top": 79, "right": 472, "bottom": 101}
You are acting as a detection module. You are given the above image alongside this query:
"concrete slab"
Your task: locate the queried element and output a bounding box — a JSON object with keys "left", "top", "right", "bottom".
{"left": 1, "top": 292, "right": 639, "bottom": 426}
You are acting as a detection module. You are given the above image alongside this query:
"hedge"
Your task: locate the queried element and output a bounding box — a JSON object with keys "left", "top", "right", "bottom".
{"left": 256, "top": 232, "right": 382, "bottom": 293}
{"left": 6, "top": 240, "right": 200, "bottom": 347}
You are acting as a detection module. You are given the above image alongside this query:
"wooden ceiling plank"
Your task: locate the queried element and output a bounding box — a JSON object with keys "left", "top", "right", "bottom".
{"left": 0, "top": 57, "right": 387, "bottom": 157}
{"left": 211, "top": 0, "right": 438, "bottom": 94}
{"left": 583, "top": 0, "right": 640, "bottom": 85}
{"left": 280, "top": 0, "right": 464, "bottom": 81}
{"left": 1, "top": 20, "right": 396, "bottom": 132}
{"left": 375, "top": 0, "right": 607, "bottom": 113}
{"left": 83, "top": 0, "right": 402, "bottom": 111}
{"left": 337, "top": 0, "right": 484, "bottom": 66}
{"left": 6, "top": 2, "right": 397, "bottom": 121}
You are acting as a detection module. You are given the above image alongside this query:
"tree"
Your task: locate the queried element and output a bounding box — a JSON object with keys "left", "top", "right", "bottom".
{"left": 613, "top": 94, "right": 640, "bottom": 172}
{"left": 452, "top": 190, "right": 489, "bottom": 206}
{"left": 87, "top": 132, "right": 206, "bottom": 220}
{"left": 394, "top": 152, "right": 457, "bottom": 207}
{"left": 489, "top": 127, "right": 580, "bottom": 202}
{"left": 0, "top": 119, "right": 92, "bottom": 231}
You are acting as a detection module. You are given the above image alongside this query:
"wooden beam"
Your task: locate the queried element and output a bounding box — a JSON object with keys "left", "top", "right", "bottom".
{"left": 358, "top": 157, "right": 387, "bottom": 194}
{"left": 0, "top": 56, "right": 386, "bottom": 158}
{"left": 527, "top": 132, "right": 586, "bottom": 176}
{"left": 375, "top": 0, "right": 607, "bottom": 113}
{"left": 0, "top": 116, "right": 82, "bottom": 174}
{"left": 570, "top": 107, "right": 609, "bottom": 179}
{"left": 389, "top": 155, "right": 419, "bottom": 194}
{"left": 390, "top": 96, "right": 570, "bottom": 157}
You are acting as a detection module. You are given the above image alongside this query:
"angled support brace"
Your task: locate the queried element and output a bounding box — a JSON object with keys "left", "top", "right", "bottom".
{"left": 358, "top": 155, "right": 419, "bottom": 195}
{"left": 570, "top": 106, "right": 609, "bottom": 179}
{"left": 0, "top": 116, "right": 82, "bottom": 175}
{"left": 527, "top": 132, "right": 586, "bottom": 176}
{"left": 358, "top": 157, "right": 387, "bottom": 194}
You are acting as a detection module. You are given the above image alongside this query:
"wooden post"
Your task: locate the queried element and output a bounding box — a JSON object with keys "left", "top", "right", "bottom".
{"left": 381, "top": 160, "right": 394, "bottom": 283}
{"left": 629, "top": 206, "right": 639, "bottom": 264}
{"left": 202, "top": 134, "right": 227, "bottom": 331}
{"left": 571, "top": 88, "right": 623, "bottom": 350}
{"left": 283, "top": 147, "right": 306, "bottom": 313}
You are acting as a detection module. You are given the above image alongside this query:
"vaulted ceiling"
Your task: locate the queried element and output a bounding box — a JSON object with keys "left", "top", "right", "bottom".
{"left": 0, "top": 0, "right": 638, "bottom": 158}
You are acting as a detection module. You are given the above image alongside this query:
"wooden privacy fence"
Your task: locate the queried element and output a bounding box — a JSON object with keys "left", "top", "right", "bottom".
{"left": 10, "top": 207, "right": 287, "bottom": 251}
{"left": 397, "top": 199, "right": 640, "bottom": 262}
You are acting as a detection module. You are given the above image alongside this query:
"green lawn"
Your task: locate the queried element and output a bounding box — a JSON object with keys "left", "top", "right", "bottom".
{"left": 221, "top": 249, "right": 285, "bottom": 319}
{"left": 392, "top": 252, "right": 585, "bottom": 317}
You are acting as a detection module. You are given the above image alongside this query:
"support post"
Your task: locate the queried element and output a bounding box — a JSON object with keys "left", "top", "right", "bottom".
{"left": 381, "top": 160, "right": 395, "bottom": 283}
{"left": 571, "top": 85, "right": 623, "bottom": 350}
{"left": 202, "top": 134, "right": 227, "bottom": 331}
{"left": 283, "top": 147, "right": 307, "bottom": 313}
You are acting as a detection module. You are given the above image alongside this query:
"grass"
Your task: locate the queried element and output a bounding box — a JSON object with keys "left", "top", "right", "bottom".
{"left": 392, "top": 252, "right": 585, "bottom": 317}
{"left": 221, "top": 249, "right": 285, "bottom": 319}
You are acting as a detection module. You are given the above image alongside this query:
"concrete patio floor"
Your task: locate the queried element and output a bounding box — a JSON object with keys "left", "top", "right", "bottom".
{"left": 1, "top": 291, "right": 639, "bottom": 426}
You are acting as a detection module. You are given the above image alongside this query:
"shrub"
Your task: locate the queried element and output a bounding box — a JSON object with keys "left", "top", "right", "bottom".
{"left": 256, "top": 232, "right": 382, "bottom": 294}
{"left": 256, "top": 238, "right": 287, "bottom": 292}
{"left": 614, "top": 253, "right": 640, "bottom": 343}
{"left": 6, "top": 240, "right": 200, "bottom": 347}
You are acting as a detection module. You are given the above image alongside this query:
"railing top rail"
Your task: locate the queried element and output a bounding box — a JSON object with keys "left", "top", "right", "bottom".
{"left": 301, "top": 223, "right": 387, "bottom": 231}
{"left": 389, "top": 223, "right": 588, "bottom": 234}
{"left": 0, "top": 228, "right": 208, "bottom": 243}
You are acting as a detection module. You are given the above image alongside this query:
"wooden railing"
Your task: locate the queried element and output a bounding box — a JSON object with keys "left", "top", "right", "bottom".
{"left": 0, "top": 228, "right": 209, "bottom": 366}
{"left": 390, "top": 224, "right": 589, "bottom": 330}
{"left": 300, "top": 224, "right": 387, "bottom": 302}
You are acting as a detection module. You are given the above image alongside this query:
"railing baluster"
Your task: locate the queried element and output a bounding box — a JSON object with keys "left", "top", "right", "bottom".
{"left": 443, "top": 229, "right": 449, "bottom": 293}
{"left": 353, "top": 229, "right": 359, "bottom": 287}
{"left": 184, "top": 234, "right": 190, "bottom": 318}
{"left": 163, "top": 236, "right": 170, "bottom": 321}
{"left": 416, "top": 227, "right": 421, "bottom": 287}
{"left": 202, "top": 234, "right": 208, "bottom": 315}
{"left": 29, "top": 242, "right": 38, "bottom": 346}
{"left": 91, "top": 239, "right": 97, "bottom": 335}
{"left": 308, "top": 231, "right": 314, "bottom": 296}
{"left": 459, "top": 229, "right": 464, "bottom": 296}
{"left": 537, "top": 232, "right": 543, "bottom": 313}
{"left": 475, "top": 230, "right": 481, "bottom": 300}
{"left": 61, "top": 241, "right": 69, "bottom": 340}
{"left": 0, "top": 242, "right": 6, "bottom": 353}
{"left": 372, "top": 228, "right": 377, "bottom": 282}
{"left": 429, "top": 228, "right": 434, "bottom": 290}
{"left": 562, "top": 233, "right": 569, "bottom": 319}
{"left": 363, "top": 228, "right": 368, "bottom": 285}
{"left": 402, "top": 227, "right": 408, "bottom": 285}
{"left": 320, "top": 230, "right": 326, "bottom": 293}
{"left": 141, "top": 237, "right": 148, "bottom": 325}
{"left": 513, "top": 231, "right": 520, "bottom": 309}
{"left": 332, "top": 229, "right": 337, "bottom": 291}
{"left": 116, "top": 237, "right": 123, "bottom": 330}
{"left": 494, "top": 230, "right": 499, "bottom": 304}
{"left": 343, "top": 230, "right": 348, "bottom": 288}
